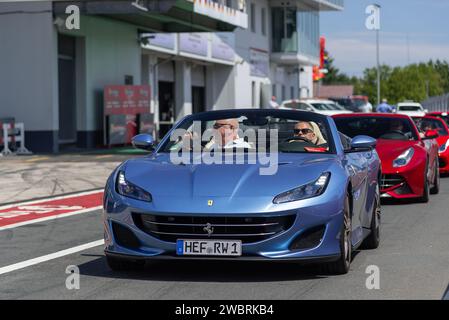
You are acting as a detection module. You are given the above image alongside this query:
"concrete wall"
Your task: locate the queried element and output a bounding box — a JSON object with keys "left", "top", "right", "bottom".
{"left": 0, "top": 1, "right": 59, "bottom": 152}
{"left": 61, "top": 15, "right": 142, "bottom": 134}
{"left": 233, "top": 0, "right": 271, "bottom": 109}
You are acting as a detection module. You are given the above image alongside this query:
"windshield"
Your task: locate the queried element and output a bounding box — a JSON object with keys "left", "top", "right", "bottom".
{"left": 413, "top": 118, "right": 448, "bottom": 136}
{"left": 323, "top": 102, "right": 345, "bottom": 111}
{"left": 334, "top": 116, "right": 419, "bottom": 141}
{"left": 352, "top": 99, "right": 367, "bottom": 107}
{"left": 310, "top": 103, "right": 333, "bottom": 111}
{"left": 283, "top": 102, "right": 306, "bottom": 110}
{"left": 398, "top": 105, "right": 423, "bottom": 111}
{"left": 159, "top": 111, "right": 335, "bottom": 154}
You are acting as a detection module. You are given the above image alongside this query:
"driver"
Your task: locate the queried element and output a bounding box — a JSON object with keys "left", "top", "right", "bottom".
{"left": 388, "top": 119, "right": 413, "bottom": 139}
{"left": 204, "top": 118, "right": 253, "bottom": 151}
{"left": 292, "top": 121, "right": 327, "bottom": 145}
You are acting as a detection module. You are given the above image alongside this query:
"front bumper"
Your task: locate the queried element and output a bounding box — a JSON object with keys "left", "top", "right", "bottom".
{"left": 439, "top": 151, "right": 449, "bottom": 174}
{"left": 380, "top": 160, "right": 426, "bottom": 199}
{"left": 103, "top": 189, "right": 345, "bottom": 262}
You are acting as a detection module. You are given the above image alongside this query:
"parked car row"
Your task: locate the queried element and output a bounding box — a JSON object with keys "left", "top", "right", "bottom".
{"left": 279, "top": 98, "right": 353, "bottom": 116}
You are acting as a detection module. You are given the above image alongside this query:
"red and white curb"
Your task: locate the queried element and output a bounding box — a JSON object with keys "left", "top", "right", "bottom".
{"left": 0, "top": 190, "right": 104, "bottom": 231}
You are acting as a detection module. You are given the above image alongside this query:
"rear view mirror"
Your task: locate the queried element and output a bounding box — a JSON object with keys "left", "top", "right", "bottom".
{"left": 349, "top": 135, "right": 377, "bottom": 152}
{"left": 132, "top": 134, "right": 156, "bottom": 151}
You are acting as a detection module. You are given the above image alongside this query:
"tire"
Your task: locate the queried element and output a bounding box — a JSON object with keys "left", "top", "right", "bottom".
{"left": 430, "top": 159, "right": 440, "bottom": 195}
{"left": 106, "top": 255, "right": 145, "bottom": 272}
{"left": 419, "top": 163, "right": 430, "bottom": 203}
{"left": 361, "top": 184, "right": 381, "bottom": 250}
{"left": 322, "top": 195, "right": 352, "bottom": 275}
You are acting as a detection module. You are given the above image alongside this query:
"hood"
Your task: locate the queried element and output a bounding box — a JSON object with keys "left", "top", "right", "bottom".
{"left": 436, "top": 135, "right": 449, "bottom": 147}
{"left": 375, "top": 139, "right": 418, "bottom": 169}
{"left": 124, "top": 153, "right": 338, "bottom": 199}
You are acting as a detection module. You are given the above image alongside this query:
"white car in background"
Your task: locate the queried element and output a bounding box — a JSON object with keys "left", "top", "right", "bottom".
{"left": 395, "top": 102, "right": 427, "bottom": 117}
{"left": 280, "top": 99, "right": 353, "bottom": 116}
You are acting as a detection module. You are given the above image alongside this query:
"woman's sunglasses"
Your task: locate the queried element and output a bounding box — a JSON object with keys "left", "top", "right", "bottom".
{"left": 294, "top": 128, "right": 313, "bottom": 135}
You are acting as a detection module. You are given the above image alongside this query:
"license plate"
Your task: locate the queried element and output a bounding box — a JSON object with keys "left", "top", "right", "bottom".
{"left": 176, "top": 239, "right": 242, "bottom": 256}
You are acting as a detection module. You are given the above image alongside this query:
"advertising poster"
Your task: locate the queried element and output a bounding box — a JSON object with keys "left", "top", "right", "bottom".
{"left": 250, "top": 48, "right": 269, "bottom": 78}
{"left": 104, "top": 85, "right": 151, "bottom": 116}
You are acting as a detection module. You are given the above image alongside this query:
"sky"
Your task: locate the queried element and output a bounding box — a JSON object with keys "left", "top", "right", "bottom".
{"left": 320, "top": 0, "right": 449, "bottom": 77}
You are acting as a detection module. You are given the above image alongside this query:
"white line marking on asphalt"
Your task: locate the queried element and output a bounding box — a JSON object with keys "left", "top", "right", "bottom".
{"left": 0, "top": 206, "right": 103, "bottom": 231}
{"left": 0, "top": 189, "right": 103, "bottom": 210}
{"left": 0, "top": 240, "right": 105, "bottom": 276}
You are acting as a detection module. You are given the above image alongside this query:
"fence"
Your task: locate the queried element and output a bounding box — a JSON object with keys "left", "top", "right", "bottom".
{"left": 422, "top": 93, "right": 449, "bottom": 112}
{"left": 1, "top": 122, "right": 32, "bottom": 156}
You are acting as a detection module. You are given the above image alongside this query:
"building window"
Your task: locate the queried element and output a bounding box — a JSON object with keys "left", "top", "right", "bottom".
{"left": 298, "top": 10, "right": 320, "bottom": 57}
{"left": 291, "top": 86, "right": 294, "bottom": 99}
{"left": 271, "top": 7, "right": 298, "bottom": 52}
{"left": 250, "top": 2, "right": 256, "bottom": 33}
{"left": 261, "top": 7, "right": 266, "bottom": 36}
{"left": 272, "top": 84, "right": 276, "bottom": 99}
{"left": 282, "top": 85, "right": 286, "bottom": 101}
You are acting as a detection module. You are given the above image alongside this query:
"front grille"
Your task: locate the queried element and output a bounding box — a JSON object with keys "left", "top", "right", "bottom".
{"left": 439, "top": 158, "right": 447, "bottom": 168}
{"left": 380, "top": 174, "right": 405, "bottom": 190}
{"left": 133, "top": 213, "right": 296, "bottom": 244}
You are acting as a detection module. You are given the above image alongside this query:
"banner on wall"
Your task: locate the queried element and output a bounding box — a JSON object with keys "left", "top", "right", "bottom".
{"left": 141, "top": 33, "right": 176, "bottom": 50}
{"left": 211, "top": 33, "right": 235, "bottom": 62}
{"left": 103, "top": 85, "right": 153, "bottom": 146}
{"left": 179, "top": 33, "right": 208, "bottom": 57}
{"left": 250, "top": 48, "right": 269, "bottom": 78}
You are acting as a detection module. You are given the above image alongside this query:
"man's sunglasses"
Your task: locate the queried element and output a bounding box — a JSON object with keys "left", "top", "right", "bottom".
{"left": 294, "top": 128, "right": 313, "bottom": 135}
{"left": 213, "top": 123, "right": 235, "bottom": 130}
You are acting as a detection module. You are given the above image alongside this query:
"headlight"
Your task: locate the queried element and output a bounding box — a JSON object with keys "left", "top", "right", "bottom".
{"left": 392, "top": 147, "right": 414, "bottom": 167}
{"left": 116, "top": 171, "right": 152, "bottom": 202}
{"left": 439, "top": 140, "right": 449, "bottom": 153}
{"left": 273, "top": 172, "right": 330, "bottom": 204}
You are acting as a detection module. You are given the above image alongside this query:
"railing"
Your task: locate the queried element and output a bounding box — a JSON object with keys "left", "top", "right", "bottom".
{"left": 422, "top": 94, "right": 449, "bottom": 112}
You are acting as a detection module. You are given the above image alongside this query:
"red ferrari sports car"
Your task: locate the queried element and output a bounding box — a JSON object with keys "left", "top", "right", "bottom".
{"left": 413, "top": 116, "right": 449, "bottom": 174}
{"left": 333, "top": 113, "right": 440, "bottom": 202}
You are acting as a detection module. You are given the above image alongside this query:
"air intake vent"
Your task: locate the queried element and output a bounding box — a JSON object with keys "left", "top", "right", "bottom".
{"left": 112, "top": 222, "right": 140, "bottom": 250}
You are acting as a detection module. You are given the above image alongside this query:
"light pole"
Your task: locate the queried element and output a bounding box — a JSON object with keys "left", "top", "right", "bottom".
{"left": 366, "top": 4, "right": 381, "bottom": 105}
{"left": 376, "top": 5, "right": 380, "bottom": 105}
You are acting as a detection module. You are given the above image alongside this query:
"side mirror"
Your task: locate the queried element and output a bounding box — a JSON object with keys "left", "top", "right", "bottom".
{"left": 132, "top": 134, "right": 156, "bottom": 151}
{"left": 349, "top": 135, "right": 377, "bottom": 151}
{"left": 424, "top": 129, "right": 439, "bottom": 140}
{"left": 424, "top": 109, "right": 429, "bottom": 113}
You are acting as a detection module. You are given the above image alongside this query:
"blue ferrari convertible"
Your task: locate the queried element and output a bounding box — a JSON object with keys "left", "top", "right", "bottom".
{"left": 103, "top": 109, "right": 381, "bottom": 274}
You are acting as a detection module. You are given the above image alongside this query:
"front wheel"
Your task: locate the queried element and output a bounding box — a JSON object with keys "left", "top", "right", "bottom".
{"left": 361, "top": 184, "right": 381, "bottom": 250}
{"left": 322, "top": 196, "right": 352, "bottom": 275}
{"left": 419, "top": 165, "right": 430, "bottom": 203}
{"left": 430, "top": 159, "right": 440, "bottom": 195}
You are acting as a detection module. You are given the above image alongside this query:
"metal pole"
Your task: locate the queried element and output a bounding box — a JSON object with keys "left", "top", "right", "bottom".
{"left": 376, "top": 28, "right": 380, "bottom": 106}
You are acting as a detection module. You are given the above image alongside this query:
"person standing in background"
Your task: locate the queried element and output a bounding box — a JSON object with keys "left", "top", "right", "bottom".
{"left": 269, "top": 96, "right": 279, "bottom": 109}
{"left": 376, "top": 98, "right": 393, "bottom": 113}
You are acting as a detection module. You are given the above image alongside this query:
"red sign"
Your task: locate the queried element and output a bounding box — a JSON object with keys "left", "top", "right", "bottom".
{"left": 104, "top": 85, "right": 151, "bottom": 116}
{"left": 320, "top": 36, "right": 326, "bottom": 69}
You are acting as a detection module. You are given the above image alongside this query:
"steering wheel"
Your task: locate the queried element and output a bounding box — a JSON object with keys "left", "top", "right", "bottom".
{"left": 284, "top": 136, "right": 311, "bottom": 143}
